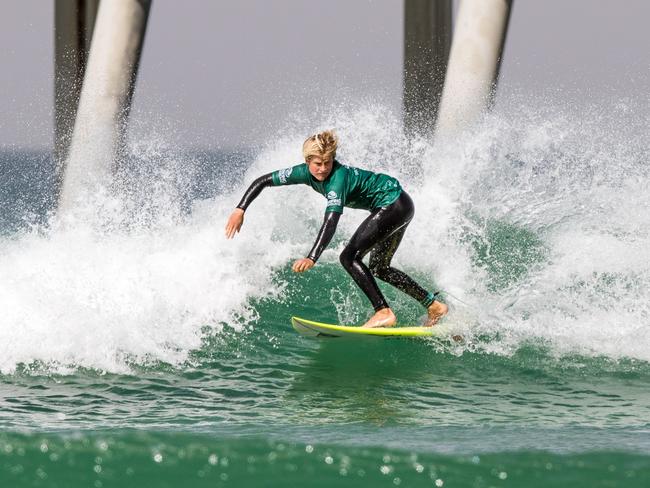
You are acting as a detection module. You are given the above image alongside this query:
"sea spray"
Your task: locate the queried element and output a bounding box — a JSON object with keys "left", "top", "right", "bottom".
{"left": 1, "top": 97, "right": 649, "bottom": 373}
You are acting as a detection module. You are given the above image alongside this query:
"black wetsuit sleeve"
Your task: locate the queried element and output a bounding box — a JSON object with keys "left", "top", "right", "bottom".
{"left": 307, "top": 212, "right": 341, "bottom": 262}
{"left": 236, "top": 173, "right": 274, "bottom": 211}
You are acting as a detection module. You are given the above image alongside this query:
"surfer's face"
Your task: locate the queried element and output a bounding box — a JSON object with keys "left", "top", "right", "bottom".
{"left": 306, "top": 156, "right": 333, "bottom": 181}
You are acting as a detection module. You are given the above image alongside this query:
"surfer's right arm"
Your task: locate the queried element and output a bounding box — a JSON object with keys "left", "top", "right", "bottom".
{"left": 226, "top": 165, "right": 306, "bottom": 239}
{"left": 225, "top": 173, "right": 273, "bottom": 239}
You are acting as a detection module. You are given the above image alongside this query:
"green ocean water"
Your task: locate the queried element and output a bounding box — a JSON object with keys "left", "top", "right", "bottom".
{"left": 2, "top": 265, "right": 650, "bottom": 487}
{"left": 2, "top": 100, "right": 650, "bottom": 488}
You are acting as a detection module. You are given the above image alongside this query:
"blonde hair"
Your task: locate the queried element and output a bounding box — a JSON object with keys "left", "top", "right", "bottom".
{"left": 303, "top": 130, "right": 338, "bottom": 162}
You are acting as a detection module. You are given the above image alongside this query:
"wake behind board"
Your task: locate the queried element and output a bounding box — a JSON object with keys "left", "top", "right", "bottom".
{"left": 291, "top": 316, "right": 449, "bottom": 339}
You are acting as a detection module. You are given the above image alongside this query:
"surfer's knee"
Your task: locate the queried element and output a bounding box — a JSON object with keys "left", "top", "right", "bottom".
{"left": 339, "top": 246, "right": 356, "bottom": 270}
{"left": 368, "top": 261, "right": 389, "bottom": 280}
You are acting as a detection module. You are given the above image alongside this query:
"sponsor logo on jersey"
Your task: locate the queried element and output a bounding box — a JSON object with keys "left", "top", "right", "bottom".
{"left": 278, "top": 167, "right": 293, "bottom": 184}
{"left": 327, "top": 190, "right": 342, "bottom": 207}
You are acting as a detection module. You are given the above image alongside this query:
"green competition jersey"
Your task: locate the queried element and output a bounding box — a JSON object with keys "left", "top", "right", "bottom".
{"left": 271, "top": 160, "right": 402, "bottom": 214}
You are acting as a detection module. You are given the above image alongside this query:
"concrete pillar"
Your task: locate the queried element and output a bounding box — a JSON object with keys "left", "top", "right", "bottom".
{"left": 54, "top": 0, "right": 99, "bottom": 168}
{"left": 435, "top": 0, "right": 512, "bottom": 138}
{"left": 403, "top": 0, "right": 452, "bottom": 137}
{"left": 58, "top": 0, "right": 151, "bottom": 214}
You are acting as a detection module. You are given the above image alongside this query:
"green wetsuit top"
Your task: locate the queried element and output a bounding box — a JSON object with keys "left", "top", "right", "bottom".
{"left": 271, "top": 160, "right": 402, "bottom": 214}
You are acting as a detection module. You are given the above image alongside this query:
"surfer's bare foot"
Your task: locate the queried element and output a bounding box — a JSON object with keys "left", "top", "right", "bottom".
{"left": 362, "top": 308, "right": 397, "bottom": 328}
{"left": 425, "top": 300, "right": 448, "bottom": 327}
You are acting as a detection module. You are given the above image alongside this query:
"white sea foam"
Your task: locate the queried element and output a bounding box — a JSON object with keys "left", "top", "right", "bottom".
{"left": 0, "top": 96, "right": 648, "bottom": 372}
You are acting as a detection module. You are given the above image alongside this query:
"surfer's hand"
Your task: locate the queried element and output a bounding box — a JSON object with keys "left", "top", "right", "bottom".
{"left": 292, "top": 258, "right": 315, "bottom": 273}
{"left": 225, "top": 208, "right": 245, "bottom": 238}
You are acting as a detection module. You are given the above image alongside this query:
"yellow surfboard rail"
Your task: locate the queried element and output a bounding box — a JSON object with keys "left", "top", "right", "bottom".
{"left": 291, "top": 316, "right": 449, "bottom": 338}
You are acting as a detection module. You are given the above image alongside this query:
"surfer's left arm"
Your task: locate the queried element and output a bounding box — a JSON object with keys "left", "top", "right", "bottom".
{"left": 292, "top": 211, "right": 341, "bottom": 272}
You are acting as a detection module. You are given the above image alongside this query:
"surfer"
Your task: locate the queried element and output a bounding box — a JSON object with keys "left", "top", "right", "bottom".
{"left": 225, "top": 130, "right": 447, "bottom": 328}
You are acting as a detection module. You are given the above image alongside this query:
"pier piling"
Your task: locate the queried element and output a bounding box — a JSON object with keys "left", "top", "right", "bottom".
{"left": 58, "top": 0, "right": 151, "bottom": 214}
{"left": 435, "top": 0, "right": 512, "bottom": 138}
{"left": 403, "top": 0, "right": 452, "bottom": 137}
{"left": 54, "top": 0, "right": 99, "bottom": 173}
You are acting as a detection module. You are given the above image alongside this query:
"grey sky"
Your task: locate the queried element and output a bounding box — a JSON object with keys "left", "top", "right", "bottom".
{"left": 1, "top": 1, "right": 648, "bottom": 149}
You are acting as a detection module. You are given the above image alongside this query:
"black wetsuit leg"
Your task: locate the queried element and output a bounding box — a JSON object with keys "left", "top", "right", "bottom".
{"left": 339, "top": 191, "right": 435, "bottom": 311}
{"left": 368, "top": 226, "right": 434, "bottom": 306}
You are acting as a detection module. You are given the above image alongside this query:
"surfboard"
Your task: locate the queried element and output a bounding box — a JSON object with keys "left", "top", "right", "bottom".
{"left": 291, "top": 316, "right": 450, "bottom": 339}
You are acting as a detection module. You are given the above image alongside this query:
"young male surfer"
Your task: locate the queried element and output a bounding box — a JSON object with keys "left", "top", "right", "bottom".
{"left": 225, "top": 131, "right": 448, "bottom": 328}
